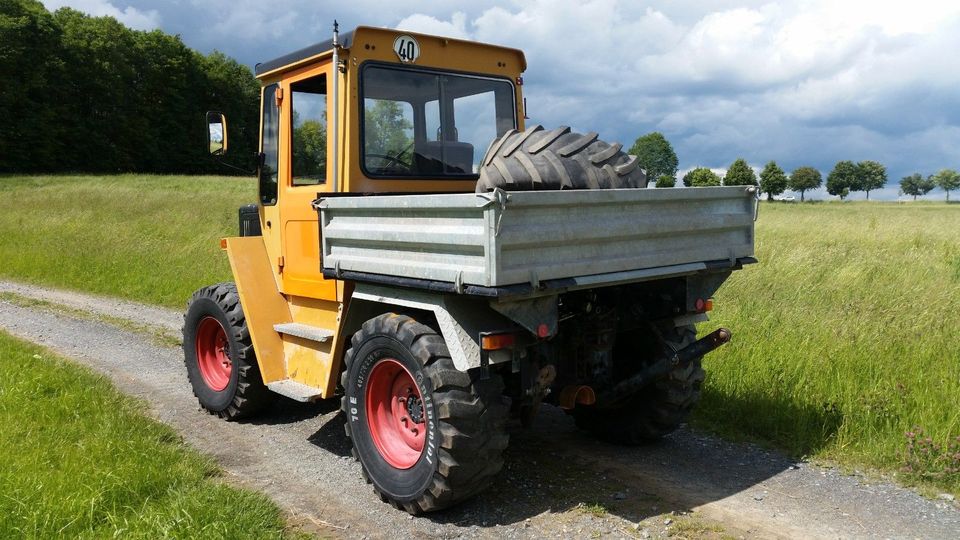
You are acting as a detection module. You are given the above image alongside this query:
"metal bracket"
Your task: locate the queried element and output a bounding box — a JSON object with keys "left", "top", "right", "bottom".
{"left": 747, "top": 186, "right": 760, "bottom": 221}
{"left": 454, "top": 270, "right": 464, "bottom": 294}
{"left": 476, "top": 188, "right": 510, "bottom": 236}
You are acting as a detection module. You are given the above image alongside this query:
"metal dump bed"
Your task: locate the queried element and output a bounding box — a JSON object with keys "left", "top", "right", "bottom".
{"left": 315, "top": 186, "right": 756, "bottom": 294}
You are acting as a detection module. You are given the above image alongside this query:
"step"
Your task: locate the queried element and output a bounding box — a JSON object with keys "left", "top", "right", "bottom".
{"left": 266, "top": 379, "right": 324, "bottom": 402}
{"left": 273, "top": 322, "right": 334, "bottom": 343}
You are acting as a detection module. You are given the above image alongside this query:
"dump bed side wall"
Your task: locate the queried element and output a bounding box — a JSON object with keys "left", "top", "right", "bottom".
{"left": 318, "top": 186, "right": 756, "bottom": 288}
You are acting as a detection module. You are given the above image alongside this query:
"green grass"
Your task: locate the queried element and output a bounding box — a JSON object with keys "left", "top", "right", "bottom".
{"left": 0, "top": 174, "right": 253, "bottom": 309}
{"left": 699, "top": 201, "right": 960, "bottom": 495}
{"left": 0, "top": 330, "right": 291, "bottom": 538}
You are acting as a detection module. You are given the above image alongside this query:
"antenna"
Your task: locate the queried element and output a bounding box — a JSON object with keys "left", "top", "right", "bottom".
{"left": 331, "top": 20, "right": 340, "bottom": 193}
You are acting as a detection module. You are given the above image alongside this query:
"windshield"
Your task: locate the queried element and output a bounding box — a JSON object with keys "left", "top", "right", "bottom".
{"left": 361, "top": 65, "right": 516, "bottom": 178}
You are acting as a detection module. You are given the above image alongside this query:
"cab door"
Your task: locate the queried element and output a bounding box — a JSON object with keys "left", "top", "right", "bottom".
{"left": 278, "top": 62, "right": 338, "bottom": 301}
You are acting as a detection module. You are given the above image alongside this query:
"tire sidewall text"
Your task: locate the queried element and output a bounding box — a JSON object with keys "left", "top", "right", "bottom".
{"left": 346, "top": 334, "right": 439, "bottom": 501}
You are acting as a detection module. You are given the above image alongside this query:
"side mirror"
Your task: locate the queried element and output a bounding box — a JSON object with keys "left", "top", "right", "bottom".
{"left": 206, "top": 111, "right": 228, "bottom": 156}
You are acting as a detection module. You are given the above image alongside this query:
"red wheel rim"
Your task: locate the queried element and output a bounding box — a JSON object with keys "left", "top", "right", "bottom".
{"left": 195, "top": 316, "right": 232, "bottom": 391}
{"left": 365, "top": 358, "right": 426, "bottom": 469}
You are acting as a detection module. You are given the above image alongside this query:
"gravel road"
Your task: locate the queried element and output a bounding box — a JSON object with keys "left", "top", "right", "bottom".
{"left": 1, "top": 280, "right": 957, "bottom": 539}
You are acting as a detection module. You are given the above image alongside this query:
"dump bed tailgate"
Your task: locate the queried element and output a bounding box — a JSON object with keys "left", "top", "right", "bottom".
{"left": 315, "top": 186, "right": 756, "bottom": 290}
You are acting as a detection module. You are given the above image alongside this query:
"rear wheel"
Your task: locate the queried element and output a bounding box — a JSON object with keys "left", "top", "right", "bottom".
{"left": 183, "top": 282, "right": 272, "bottom": 420}
{"left": 341, "top": 313, "right": 509, "bottom": 513}
{"left": 573, "top": 325, "right": 704, "bottom": 444}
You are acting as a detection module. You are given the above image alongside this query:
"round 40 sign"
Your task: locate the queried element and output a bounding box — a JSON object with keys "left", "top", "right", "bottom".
{"left": 393, "top": 35, "right": 420, "bottom": 63}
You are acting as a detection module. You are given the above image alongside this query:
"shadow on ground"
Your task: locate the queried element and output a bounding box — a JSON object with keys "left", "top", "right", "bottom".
{"left": 255, "top": 391, "right": 839, "bottom": 530}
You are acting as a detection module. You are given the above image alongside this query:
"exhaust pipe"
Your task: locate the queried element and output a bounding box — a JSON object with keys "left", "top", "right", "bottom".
{"left": 597, "top": 328, "right": 732, "bottom": 407}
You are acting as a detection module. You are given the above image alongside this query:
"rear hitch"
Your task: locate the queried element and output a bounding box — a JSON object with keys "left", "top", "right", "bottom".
{"left": 596, "top": 327, "right": 732, "bottom": 407}
{"left": 669, "top": 327, "right": 731, "bottom": 367}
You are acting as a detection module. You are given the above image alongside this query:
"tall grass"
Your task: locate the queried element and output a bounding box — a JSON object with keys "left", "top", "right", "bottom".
{"left": 700, "top": 202, "right": 960, "bottom": 494}
{"left": 0, "top": 330, "right": 289, "bottom": 537}
{"left": 0, "top": 175, "right": 252, "bottom": 308}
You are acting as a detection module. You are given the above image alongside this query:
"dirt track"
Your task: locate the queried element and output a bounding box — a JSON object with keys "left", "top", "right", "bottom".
{"left": 1, "top": 280, "right": 958, "bottom": 539}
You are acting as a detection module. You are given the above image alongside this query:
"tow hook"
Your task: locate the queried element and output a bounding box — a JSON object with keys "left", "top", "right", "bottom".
{"left": 669, "top": 328, "right": 731, "bottom": 366}
{"left": 596, "top": 328, "right": 732, "bottom": 407}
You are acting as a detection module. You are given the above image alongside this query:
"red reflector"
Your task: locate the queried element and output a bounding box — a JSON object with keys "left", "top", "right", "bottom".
{"left": 537, "top": 324, "right": 550, "bottom": 338}
{"left": 481, "top": 333, "right": 515, "bottom": 350}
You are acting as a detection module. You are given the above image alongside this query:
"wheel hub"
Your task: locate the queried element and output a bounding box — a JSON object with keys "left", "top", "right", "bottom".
{"left": 404, "top": 392, "right": 424, "bottom": 424}
{"left": 195, "top": 316, "right": 232, "bottom": 391}
{"left": 365, "top": 358, "right": 426, "bottom": 469}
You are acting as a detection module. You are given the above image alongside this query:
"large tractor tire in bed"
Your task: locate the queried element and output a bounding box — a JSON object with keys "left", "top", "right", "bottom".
{"left": 475, "top": 124, "right": 647, "bottom": 192}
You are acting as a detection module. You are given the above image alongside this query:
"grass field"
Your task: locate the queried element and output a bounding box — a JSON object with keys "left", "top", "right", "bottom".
{"left": 0, "top": 175, "right": 252, "bottom": 309}
{"left": 702, "top": 201, "right": 960, "bottom": 495}
{"left": 0, "top": 174, "right": 957, "bottom": 496}
{"left": 0, "top": 330, "right": 291, "bottom": 538}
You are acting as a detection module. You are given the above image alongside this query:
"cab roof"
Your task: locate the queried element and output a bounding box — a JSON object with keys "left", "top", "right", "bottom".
{"left": 254, "top": 26, "right": 526, "bottom": 79}
{"left": 254, "top": 30, "right": 354, "bottom": 78}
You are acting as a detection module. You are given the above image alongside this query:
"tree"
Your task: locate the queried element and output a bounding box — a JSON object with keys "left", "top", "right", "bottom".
{"left": 0, "top": 1, "right": 260, "bottom": 174}
{"left": 788, "top": 166, "right": 822, "bottom": 202}
{"left": 292, "top": 119, "right": 326, "bottom": 178}
{"left": 683, "top": 167, "right": 721, "bottom": 187}
{"left": 655, "top": 174, "right": 675, "bottom": 188}
{"left": 857, "top": 160, "right": 887, "bottom": 200}
{"left": 900, "top": 173, "right": 935, "bottom": 200}
{"left": 723, "top": 158, "right": 757, "bottom": 186}
{"left": 364, "top": 100, "right": 413, "bottom": 159}
{"left": 628, "top": 132, "right": 679, "bottom": 184}
{"left": 0, "top": 0, "right": 65, "bottom": 171}
{"left": 759, "top": 161, "right": 788, "bottom": 200}
{"left": 826, "top": 160, "right": 859, "bottom": 200}
{"left": 932, "top": 168, "right": 960, "bottom": 202}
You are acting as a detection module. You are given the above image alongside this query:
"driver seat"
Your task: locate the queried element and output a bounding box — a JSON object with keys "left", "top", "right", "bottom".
{"left": 415, "top": 141, "right": 475, "bottom": 174}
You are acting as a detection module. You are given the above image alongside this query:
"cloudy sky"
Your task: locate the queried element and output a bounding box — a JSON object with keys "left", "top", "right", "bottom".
{"left": 41, "top": 0, "right": 960, "bottom": 200}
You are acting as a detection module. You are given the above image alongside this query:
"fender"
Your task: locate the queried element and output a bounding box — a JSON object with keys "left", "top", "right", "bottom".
{"left": 222, "top": 236, "right": 292, "bottom": 384}
{"left": 341, "top": 283, "right": 516, "bottom": 372}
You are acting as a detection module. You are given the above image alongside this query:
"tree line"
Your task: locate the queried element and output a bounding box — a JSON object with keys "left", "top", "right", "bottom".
{"left": 628, "top": 132, "right": 959, "bottom": 202}
{"left": 0, "top": 0, "right": 260, "bottom": 174}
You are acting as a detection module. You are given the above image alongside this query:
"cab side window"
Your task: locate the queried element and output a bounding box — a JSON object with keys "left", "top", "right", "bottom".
{"left": 291, "top": 75, "right": 327, "bottom": 186}
{"left": 260, "top": 84, "right": 280, "bottom": 205}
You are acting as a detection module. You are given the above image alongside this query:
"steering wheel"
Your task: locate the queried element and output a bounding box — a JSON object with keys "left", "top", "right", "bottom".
{"left": 366, "top": 153, "right": 412, "bottom": 174}
{"left": 367, "top": 141, "right": 416, "bottom": 174}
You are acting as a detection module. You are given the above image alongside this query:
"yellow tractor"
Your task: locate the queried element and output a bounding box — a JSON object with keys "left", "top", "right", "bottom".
{"left": 187, "top": 24, "right": 756, "bottom": 513}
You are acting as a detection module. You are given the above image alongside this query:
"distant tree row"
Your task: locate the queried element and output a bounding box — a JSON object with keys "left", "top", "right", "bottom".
{"left": 0, "top": 0, "right": 260, "bottom": 174}
{"left": 899, "top": 170, "right": 960, "bottom": 201}
{"left": 629, "top": 131, "right": 957, "bottom": 202}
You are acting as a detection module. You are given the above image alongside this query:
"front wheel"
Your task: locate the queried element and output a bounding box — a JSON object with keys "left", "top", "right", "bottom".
{"left": 341, "top": 313, "right": 509, "bottom": 513}
{"left": 182, "top": 282, "right": 272, "bottom": 420}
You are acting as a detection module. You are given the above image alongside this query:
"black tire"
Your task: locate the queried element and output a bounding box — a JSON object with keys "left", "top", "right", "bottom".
{"left": 341, "top": 313, "right": 509, "bottom": 514}
{"left": 573, "top": 325, "right": 704, "bottom": 444}
{"left": 183, "top": 282, "right": 273, "bottom": 420}
{"left": 475, "top": 124, "right": 647, "bottom": 192}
